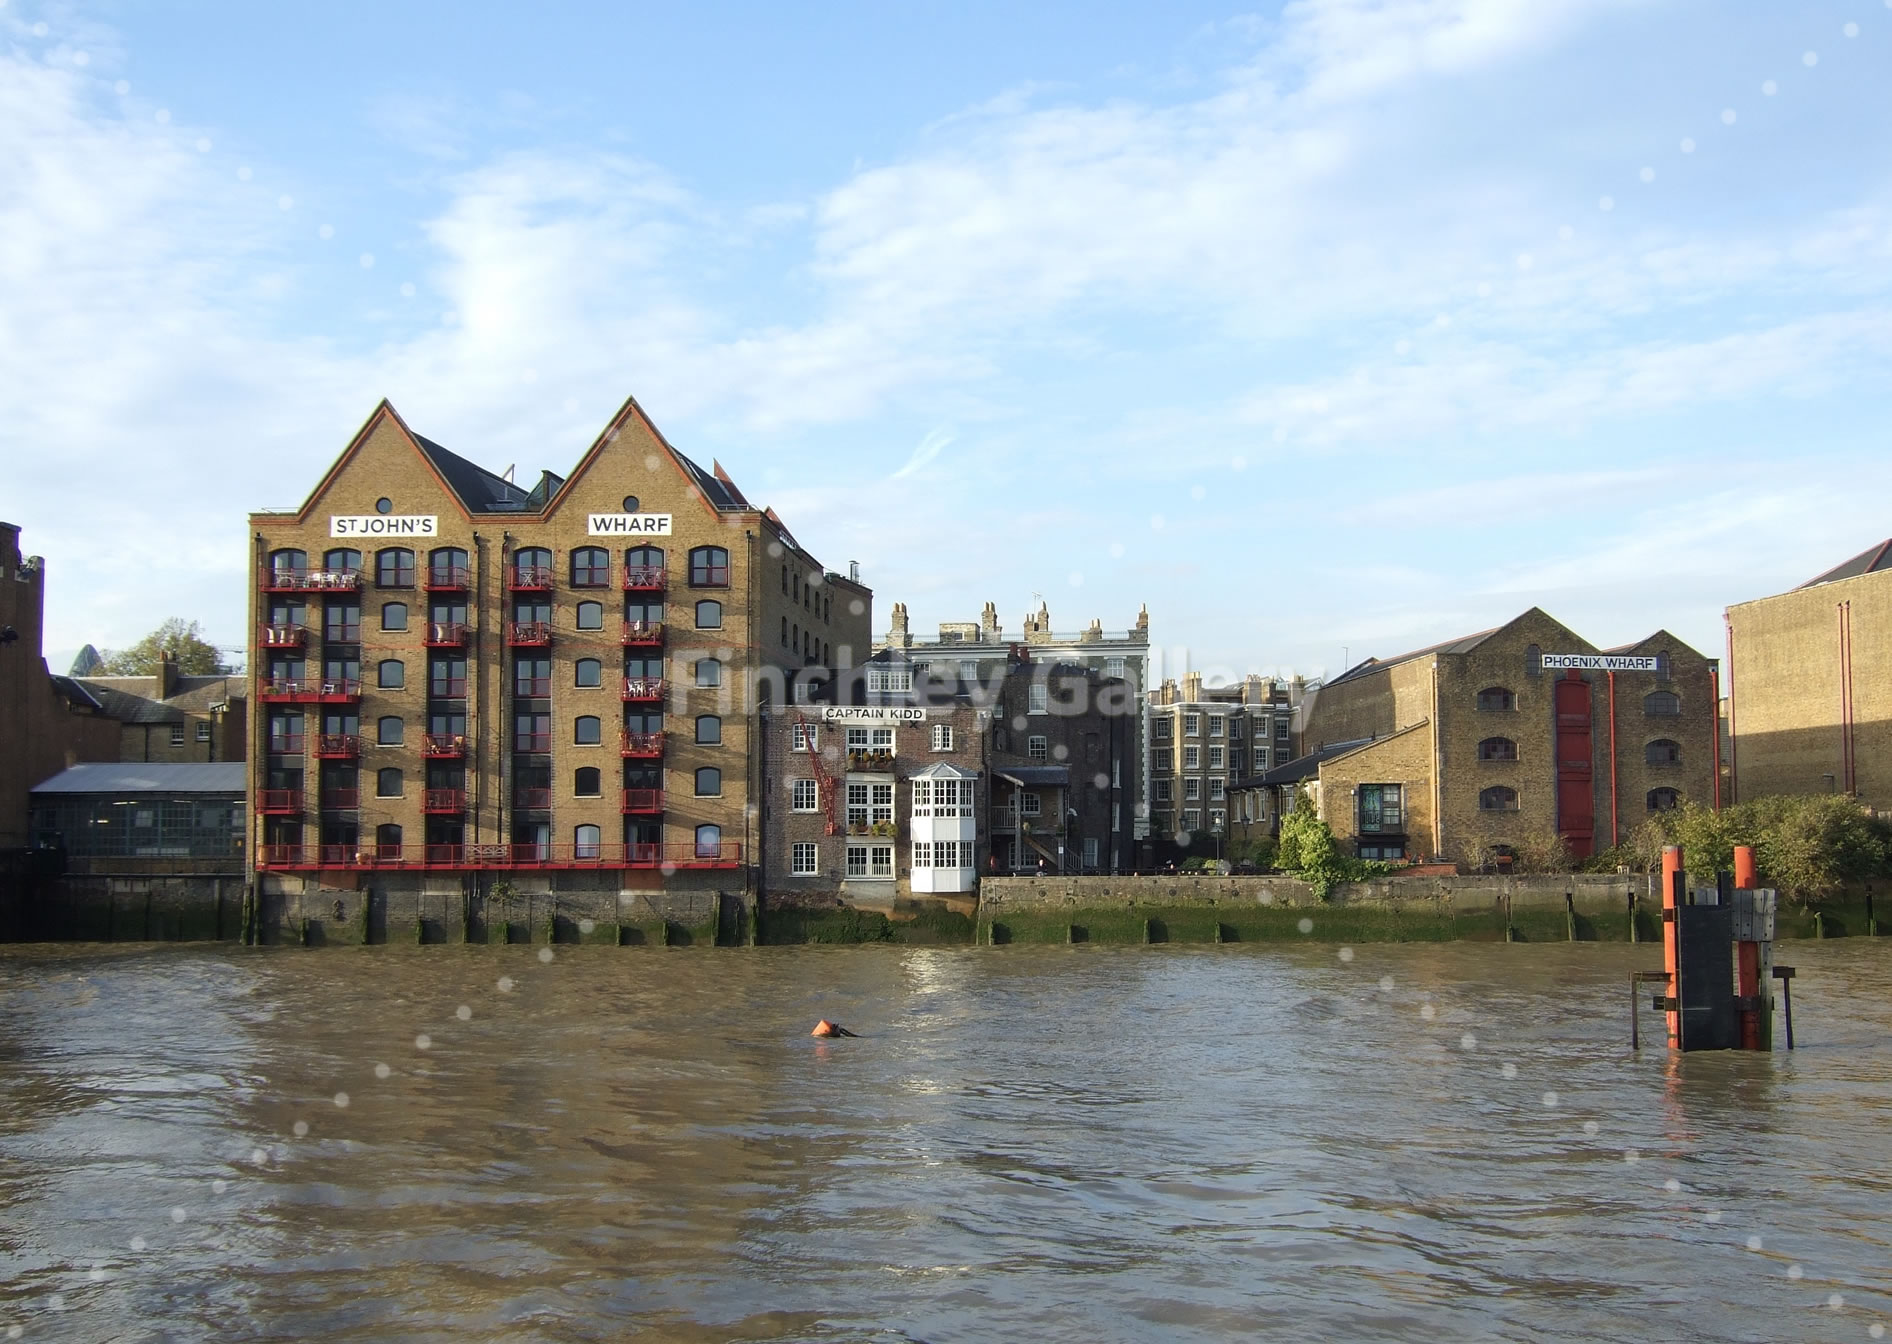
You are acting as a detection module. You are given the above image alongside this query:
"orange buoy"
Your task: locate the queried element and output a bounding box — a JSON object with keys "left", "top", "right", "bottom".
{"left": 810, "top": 1019, "right": 857, "bottom": 1038}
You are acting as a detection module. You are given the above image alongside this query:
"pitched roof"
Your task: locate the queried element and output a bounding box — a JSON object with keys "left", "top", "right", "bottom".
{"left": 411, "top": 433, "right": 536, "bottom": 514}
{"left": 1324, "top": 626, "right": 1502, "bottom": 687}
{"left": 1798, "top": 538, "right": 1892, "bottom": 590}
{"left": 74, "top": 680, "right": 181, "bottom": 724}
{"left": 674, "top": 448, "right": 746, "bottom": 511}
{"left": 31, "top": 762, "right": 247, "bottom": 794}
{"left": 48, "top": 675, "right": 101, "bottom": 710}
{"left": 995, "top": 765, "right": 1070, "bottom": 787}
{"left": 1231, "top": 737, "right": 1378, "bottom": 789}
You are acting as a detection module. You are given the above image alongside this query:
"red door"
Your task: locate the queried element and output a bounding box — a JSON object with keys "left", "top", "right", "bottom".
{"left": 1554, "top": 674, "right": 1595, "bottom": 859}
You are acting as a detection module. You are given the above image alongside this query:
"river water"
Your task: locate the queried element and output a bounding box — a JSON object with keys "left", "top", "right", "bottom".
{"left": 2, "top": 940, "right": 1889, "bottom": 1343}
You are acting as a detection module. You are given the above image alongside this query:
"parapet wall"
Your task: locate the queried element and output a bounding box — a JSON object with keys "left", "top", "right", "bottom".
{"left": 980, "top": 873, "right": 1652, "bottom": 915}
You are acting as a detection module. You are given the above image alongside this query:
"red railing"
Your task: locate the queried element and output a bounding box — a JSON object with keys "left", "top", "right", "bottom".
{"left": 319, "top": 788, "right": 360, "bottom": 810}
{"left": 425, "top": 565, "right": 470, "bottom": 592}
{"left": 314, "top": 733, "right": 360, "bottom": 759}
{"left": 513, "top": 787, "right": 552, "bottom": 810}
{"left": 255, "top": 841, "right": 744, "bottom": 871}
{"left": 322, "top": 624, "right": 363, "bottom": 643}
{"left": 622, "top": 566, "right": 667, "bottom": 592}
{"left": 622, "top": 787, "right": 663, "bottom": 814}
{"left": 257, "top": 788, "right": 302, "bottom": 814}
{"left": 430, "top": 677, "right": 468, "bottom": 698}
{"left": 424, "top": 622, "right": 470, "bottom": 648}
{"left": 508, "top": 565, "right": 554, "bottom": 592}
{"left": 513, "top": 732, "right": 552, "bottom": 752}
{"left": 622, "top": 676, "right": 667, "bottom": 701}
{"left": 689, "top": 564, "right": 730, "bottom": 587}
{"left": 514, "top": 677, "right": 551, "bottom": 697}
{"left": 622, "top": 619, "right": 665, "bottom": 647}
{"left": 507, "top": 621, "right": 552, "bottom": 646}
{"left": 260, "top": 679, "right": 361, "bottom": 703}
{"left": 262, "top": 567, "right": 361, "bottom": 593}
{"left": 266, "top": 736, "right": 305, "bottom": 756}
{"left": 422, "top": 733, "right": 467, "bottom": 757}
{"left": 423, "top": 787, "right": 466, "bottom": 813}
{"left": 262, "top": 624, "right": 306, "bottom": 648}
{"left": 621, "top": 730, "right": 665, "bottom": 757}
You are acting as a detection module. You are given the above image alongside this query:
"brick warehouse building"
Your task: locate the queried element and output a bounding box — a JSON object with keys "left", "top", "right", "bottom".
{"left": 758, "top": 655, "right": 1137, "bottom": 911}
{"left": 246, "top": 398, "right": 871, "bottom": 942}
{"left": 1726, "top": 538, "right": 1892, "bottom": 808}
{"left": 1247, "top": 609, "right": 1718, "bottom": 867}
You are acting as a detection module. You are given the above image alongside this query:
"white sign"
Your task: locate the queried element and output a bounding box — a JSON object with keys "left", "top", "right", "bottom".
{"left": 1540, "top": 653, "right": 1661, "bottom": 672}
{"left": 820, "top": 706, "right": 929, "bottom": 722}
{"left": 588, "top": 513, "right": 673, "bottom": 536}
{"left": 330, "top": 514, "right": 438, "bottom": 538}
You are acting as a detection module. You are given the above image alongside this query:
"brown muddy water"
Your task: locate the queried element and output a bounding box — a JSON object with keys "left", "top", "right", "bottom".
{"left": 2, "top": 941, "right": 1890, "bottom": 1343}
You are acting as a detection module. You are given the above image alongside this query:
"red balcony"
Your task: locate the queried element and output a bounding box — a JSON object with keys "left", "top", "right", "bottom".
{"left": 319, "top": 788, "right": 360, "bottom": 811}
{"left": 513, "top": 732, "right": 552, "bottom": 752}
{"left": 430, "top": 678, "right": 468, "bottom": 699}
{"left": 257, "top": 788, "right": 302, "bottom": 815}
{"left": 260, "top": 679, "right": 361, "bottom": 704}
{"left": 424, "top": 621, "right": 470, "bottom": 648}
{"left": 514, "top": 677, "right": 551, "bottom": 697}
{"left": 255, "top": 841, "right": 743, "bottom": 871}
{"left": 621, "top": 730, "right": 665, "bottom": 758}
{"left": 622, "top": 566, "right": 667, "bottom": 593}
{"left": 622, "top": 676, "right": 667, "bottom": 701}
{"left": 314, "top": 733, "right": 360, "bottom": 759}
{"left": 622, "top": 787, "right": 663, "bottom": 815}
{"left": 422, "top": 733, "right": 467, "bottom": 758}
{"left": 513, "top": 787, "right": 552, "bottom": 810}
{"left": 507, "top": 621, "right": 552, "bottom": 646}
{"left": 508, "top": 565, "right": 554, "bottom": 593}
{"left": 262, "top": 624, "right": 307, "bottom": 649}
{"left": 266, "top": 735, "right": 305, "bottom": 756}
{"left": 621, "top": 619, "right": 665, "bottom": 647}
{"left": 423, "top": 787, "right": 466, "bottom": 814}
{"left": 262, "top": 567, "right": 361, "bottom": 594}
{"left": 425, "top": 565, "right": 470, "bottom": 592}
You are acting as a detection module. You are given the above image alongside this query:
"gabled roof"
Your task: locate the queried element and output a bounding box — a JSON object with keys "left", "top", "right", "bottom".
{"left": 1798, "top": 538, "right": 1892, "bottom": 590}
{"left": 32, "top": 762, "right": 247, "bottom": 794}
{"left": 995, "top": 765, "right": 1069, "bottom": 788}
{"left": 1232, "top": 737, "right": 1378, "bottom": 789}
{"left": 910, "top": 761, "right": 979, "bottom": 780}
{"left": 48, "top": 675, "right": 101, "bottom": 710}
{"left": 74, "top": 680, "right": 180, "bottom": 724}
{"left": 411, "top": 433, "right": 535, "bottom": 514}
{"left": 1324, "top": 627, "right": 1501, "bottom": 687}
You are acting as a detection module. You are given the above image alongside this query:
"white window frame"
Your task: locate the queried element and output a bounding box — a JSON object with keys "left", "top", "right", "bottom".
{"left": 1184, "top": 778, "right": 1201, "bottom": 801}
{"left": 791, "top": 779, "right": 819, "bottom": 812}
{"left": 846, "top": 843, "right": 894, "bottom": 877}
{"left": 867, "top": 665, "right": 912, "bottom": 693}
{"left": 1019, "top": 791, "right": 1042, "bottom": 817}
{"left": 791, "top": 723, "right": 817, "bottom": 752}
{"left": 1210, "top": 777, "right": 1226, "bottom": 801}
{"left": 1209, "top": 746, "right": 1224, "bottom": 769}
{"left": 1184, "top": 714, "right": 1200, "bottom": 737}
{"left": 1028, "top": 683, "right": 1048, "bottom": 714}
{"left": 792, "top": 841, "right": 819, "bottom": 876}
{"left": 931, "top": 723, "right": 954, "bottom": 751}
{"left": 1183, "top": 745, "right": 1200, "bottom": 769}
{"left": 1183, "top": 808, "right": 1201, "bottom": 830}
{"left": 1209, "top": 716, "right": 1225, "bottom": 738}
{"left": 1155, "top": 779, "right": 1172, "bottom": 802}
{"left": 1104, "top": 656, "right": 1125, "bottom": 680}
{"left": 1028, "top": 735, "right": 1048, "bottom": 761}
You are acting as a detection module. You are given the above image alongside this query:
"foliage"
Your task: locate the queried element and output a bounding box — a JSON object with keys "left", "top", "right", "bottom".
{"left": 1628, "top": 796, "right": 1888, "bottom": 903}
{"left": 1227, "top": 834, "right": 1278, "bottom": 869}
{"left": 98, "top": 618, "right": 228, "bottom": 676}
{"left": 1511, "top": 827, "right": 1575, "bottom": 875}
{"left": 1275, "top": 787, "right": 1395, "bottom": 899}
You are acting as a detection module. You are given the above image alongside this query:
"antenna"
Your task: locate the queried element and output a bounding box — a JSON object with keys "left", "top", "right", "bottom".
{"left": 501, "top": 464, "right": 516, "bottom": 483}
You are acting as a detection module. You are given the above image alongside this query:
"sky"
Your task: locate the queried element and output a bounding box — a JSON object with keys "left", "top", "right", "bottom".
{"left": 4, "top": 0, "right": 1889, "bottom": 686}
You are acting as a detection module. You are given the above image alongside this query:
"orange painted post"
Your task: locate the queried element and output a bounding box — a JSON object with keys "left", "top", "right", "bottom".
{"left": 1733, "top": 845, "right": 1762, "bottom": 1050}
{"left": 1661, "top": 844, "right": 1684, "bottom": 1048}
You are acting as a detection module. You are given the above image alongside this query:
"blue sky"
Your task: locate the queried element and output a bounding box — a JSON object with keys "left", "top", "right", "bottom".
{"left": 5, "top": 0, "right": 1889, "bottom": 684}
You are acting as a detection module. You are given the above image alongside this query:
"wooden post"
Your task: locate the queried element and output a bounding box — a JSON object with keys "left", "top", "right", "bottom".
{"left": 1628, "top": 888, "right": 1638, "bottom": 943}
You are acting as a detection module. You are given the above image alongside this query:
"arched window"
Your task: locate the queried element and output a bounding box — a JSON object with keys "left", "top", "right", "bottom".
{"left": 267, "top": 548, "right": 307, "bottom": 582}
{"left": 695, "top": 767, "right": 721, "bottom": 796}
{"left": 377, "top": 716, "right": 403, "bottom": 745}
{"left": 1648, "top": 787, "right": 1681, "bottom": 811}
{"left": 695, "top": 658, "right": 721, "bottom": 688}
{"left": 1476, "top": 686, "right": 1515, "bottom": 712}
{"left": 570, "top": 546, "right": 609, "bottom": 588}
{"left": 574, "top": 824, "right": 602, "bottom": 859}
{"left": 1479, "top": 785, "right": 1518, "bottom": 811}
{"left": 376, "top": 767, "right": 403, "bottom": 798}
{"left": 696, "top": 600, "right": 722, "bottom": 630}
{"left": 574, "top": 715, "right": 602, "bottom": 745}
{"left": 377, "top": 659, "right": 404, "bottom": 689}
{"left": 689, "top": 546, "right": 729, "bottom": 587}
{"left": 695, "top": 823, "right": 722, "bottom": 859}
{"left": 375, "top": 547, "right": 414, "bottom": 587}
{"left": 381, "top": 601, "right": 408, "bottom": 632}
{"left": 696, "top": 714, "right": 721, "bottom": 745}
{"left": 512, "top": 546, "right": 552, "bottom": 586}
{"left": 375, "top": 823, "right": 402, "bottom": 858}
{"left": 323, "top": 548, "right": 361, "bottom": 575}
{"left": 782, "top": 563, "right": 789, "bottom": 595}
{"left": 1525, "top": 644, "right": 1542, "bottom": 677}
{"left": 781, "top": 616, "right": 788, "bottom": 646}
{"left": 1478, "top": 737, "right": 1516, "bottom": 761}
{"left": 575, "top": 600, "right": 604, "bottom": 630}
{"left": 1644, "top": 690, "right": 1681, "bottom": 717}
{"left": 428, "top": 547, "right": 468, "bottom": 587}
{"left": 574, "top": 658, "right": 602, "bottom": 688}
{"left": 1646, "top": 739, "right": 1681, "bottom": 765}
{"left": 624, "top": 545, "right": 665, "bottom": 582}
{"left": 574, "top": 767, "right": 601, "bottom": 797}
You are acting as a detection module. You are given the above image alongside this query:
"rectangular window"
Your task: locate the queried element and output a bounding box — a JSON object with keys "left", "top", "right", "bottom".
{"left": 1183, "top": 746, "right": 1200, "bottom": 769}
{"left": 792, "top": 841, "right": 818, "bottom": 875}
{"left": 958, "top": 659, "right": 979, "bottom": 683}
{"left": 1184, "top": 714, "right": 1199, "bottom": 737}
{"left": 872, "top": 783, "right": 893, "bottom": 824}
{"left": 792, "top": 779, "right": 819, "bottom": 812}
{"left": 912, "top": 779, "right": 932, "bottom": 809}
{"left": 867, "top": 665, "right": 912, "bottom": 693}
{"left": 169, "top": 725, "right": 185, "bottom": 747}
{"left": 1210, "top": 778, "right": 1226, "bottom": 801}
{"left": 1028, "top": 684, "right": 1048, "bottom": 714}
{"left": 1210, "top": 809, "right": 1225, "bottom": 830}
{"left": 845, "top": 726, "right": 895, "bottom": 751}
{"left": 1254, "top": 719, "right": 1268, "bottom": 737}
{"left": 931, "top": 724, "right": 954, "bottom": 751}
{"left": 1104, "top": 656, "right": 1125, "bottom": 680}
{"left": 959, "top": 840, "right": 974, "bottom": 869}
{"left": 1185, "top": 778, "right": 1201, "bottom": 801}
{"left": 1028, "top": 735, "right": 1048, "bottom": 761}
{"left": 1019, "top": 792, "right": 1042, "bottom": 816}
{"left": 1155, "top": 780, "right": 1172, "bottom": 802}
{"left": 791, "top": 723, "right": 817, "bottom": 752}
{"left": 1154, "top": 749, "right": 1172, "bottom": 773}
{"left": 1229, "top": 749, "right": 1244, "bottom": 773}
{"left": 1255, "top": 748, "right": 1269, "bottom": 770}
{"left": 1209, "top": 747, "right": 1224, "bottom": 769}
{"left": 195, "top": 721, "right": 211, "bottom": 742}
{"left": 846, "top": 845, "right": 893, "bottom": 877}
{"left": 911, "top": 843, "right": 931, "bottom": 869}
{"left": 1359, "top": 784, "right": 1403, "bottom": 833}
{"left": 1153, "top": 718, "right": 1172, "bottom": 741}
{"left": 1084, "top": 837, "right": 1100, "bottom": 867}
{"left": 1277, "top": 721, "right": 1291, "bottom": 741}
{"left": 1209, "top": 717, "right": 1225, "bottom": 738}
{"left": 846, "top": 782, "right": 869, "bottom": 828}
{"left": 1183, "top": 808, "right": 1201, "bottom": 830}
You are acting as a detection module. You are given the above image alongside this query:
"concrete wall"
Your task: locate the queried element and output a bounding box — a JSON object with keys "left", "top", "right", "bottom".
{"left": 980, "top": 872, "right": 1649, "bottom": 913}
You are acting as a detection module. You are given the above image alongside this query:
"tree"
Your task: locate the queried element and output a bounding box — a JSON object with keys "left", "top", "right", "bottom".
{"left": 1277, "top": 787, "right": 1337, "bottom": 872}
{"left": 98, "top": 618, "right": 228, "bottom": 676}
